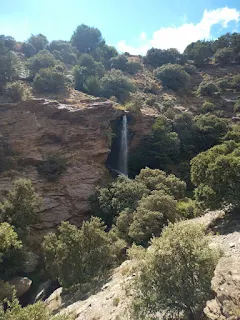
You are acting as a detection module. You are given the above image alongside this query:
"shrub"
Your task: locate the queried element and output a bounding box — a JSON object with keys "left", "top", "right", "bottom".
{"left": 0, "top": 179, "right": 42, "bottom": 239}
{"left": 92, "top": 175, "right": 148, "bottom": 227}
{"left": 184, "top": 40, "right": 213, "bottom": 65}
{"left": 176, "top": 199, "right": 196, "bottom": 218}
{"left": 201, "top": 101, "right": 215, "bottom": 113}
{"left": 42, "top": 217, "right": 123, "bottom": 288}
{"left": 28, "top": 34, "right": 48, "bottom": 52}
{"left": 4, "top": 81, "right": 31, "bottom": 102}
{"left": 109, "top": 55, "right": 128, "bottom": 71}
{"left": 83, "top": 75, "right": 101, "bottom": 96}
{"left": 27, "top": 49, "right": 57, "bottom": 76}
{"left": 197, "top": 81, "right": 219, "bottom": 97}
{"left": 100, "top": 69, "right": 135, "bottom": 103}
{"left": 21, "top": 42, "right": 37, "bottom": 57}
{"left": 36, "top": 155, "right": 67, "bottom": 181}
{"left": 143, "top": 48, "right": 183, "bottom": 67}
{"left": 184, "top": 64, "right": 198, "bottom": 75}
{"left": 191, "top": 140, "right": 240, "bottom": 210}
{"left": 130, "top": 222, "right": 220, "bottom": 320}
{"left": 214, "top": 47, "right": 235, "bottom": 66}
{"left": 234, "top": 100, "right": 240, "bottom": 113}
{"left": 127, "top": 61, "right": 142, "bottom": 74}
{"left": 33, "top": 67, "right": 68, "bottom": 93}
{"left": 0, "top": 50, "right": 19, "bottom": 87}
{"left": 154, "top": 64, "right": 190, "bottom": 90}
{"left": 128, "top": 191, "right": 178, "bottom": 245}
{"left": 1, "top": 298, "right": 70, "bottom": 320}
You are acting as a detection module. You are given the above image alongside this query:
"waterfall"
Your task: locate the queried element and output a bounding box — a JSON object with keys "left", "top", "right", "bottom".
{"left": 119, "top": 114, "right": 128, "bottom": 176}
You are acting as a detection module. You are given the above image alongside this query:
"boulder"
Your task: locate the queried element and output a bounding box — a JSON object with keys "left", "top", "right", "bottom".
{"left": 204, "top": 256, "right": 240, "bottom": 320}
{"left": 9, "top": 277, "right": 32, "bottom": 297}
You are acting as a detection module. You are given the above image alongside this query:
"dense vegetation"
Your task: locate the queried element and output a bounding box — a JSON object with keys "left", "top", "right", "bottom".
{"left": 0, "top": 25, "right": 239, "bottom": 319}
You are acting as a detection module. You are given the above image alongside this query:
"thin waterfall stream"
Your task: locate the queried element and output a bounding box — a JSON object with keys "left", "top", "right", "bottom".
{"left": 119, "top": 114, "right": 128, "bottom": 176}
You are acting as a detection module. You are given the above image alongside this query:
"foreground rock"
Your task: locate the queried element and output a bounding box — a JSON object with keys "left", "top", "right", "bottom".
{"left": 9, "top": 277, "right": 32, "bottom": 297}
{"left": 204, "top": 256, "right": 240, "bottom": 320}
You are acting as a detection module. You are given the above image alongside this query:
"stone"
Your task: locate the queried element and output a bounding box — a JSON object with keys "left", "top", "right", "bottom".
{"left": 204, "top": 257, "right": 240, "bottom": 320}
{"left": 33, "top": 279, "right": 52, "bottom": 302}
{"left": 9, "top": 277, "right": 32, "bottom": 297}
{"left": 22, "top": 248, "right": 39, "bottom": 273}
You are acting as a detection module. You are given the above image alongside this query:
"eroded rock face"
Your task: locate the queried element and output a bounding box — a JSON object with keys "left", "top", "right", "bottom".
{"left": 204, "top": 256, "right": 240, "bottom": 320}
{"left": 0, "top": 98, "right": 123, "bottom": 241}
{"left": 9, "top": 277, "right": 32, "bottom": 297}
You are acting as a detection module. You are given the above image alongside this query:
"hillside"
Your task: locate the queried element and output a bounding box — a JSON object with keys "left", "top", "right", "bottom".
{"left": 0, "top": 27, "right": 240, "bottom": 320}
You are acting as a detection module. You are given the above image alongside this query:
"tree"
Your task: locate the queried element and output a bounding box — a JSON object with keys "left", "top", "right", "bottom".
{"left": 214, "top": 47, "right": 235, "bottom": 66}
{"left": 127, "top": 61, "right": 142, "bottom": 74}
{"left": 4, "top": 81, "right": 31, "bottom": 102}
{"left": 21, "top": 42, "right": 37, "bottom": 57}
{"left": 33, "top": 67, "right": 68, "bottom": 93}
{"left": 184, "top": 40, "right": 213, "bottom": 65}
{"left": 27, "top": 49, "right": 57, "bottom": 77}
{"left": 128, "top": 191, "right": 178, "bottom": 245}
{"left": 191, "top": 140, "right": 240, "bottom": 210}
{"left": 71, "top": 24, "right": 103, "bottom": 53}
{"left": 0, "top": 179, "right": 42, "bottom": 239}
{"left": 28, "top": 33, "right": 48, "bottom": 52}
{"left": 100, "top": 69, "right": 135, "bottom": 102}
{"left": 154, "top": 64, "right": 190, "bottom": 90}
{"left": 131, "top": 221, "right": 220, "bottom": 320}
{"left": 143, "top": 48, "right": 183, "bottom": 67}
{"left": 0, "top": 35, "right": 16, "bottom": 50}
{"left": 194, "top": 114, "right": 228, "bottom": 151}
{"left": 0, "top": 44, "right": 19, "bottom": 88}
{"left": 109, "top": 55, "right": 128, "bottom": 71}
{"left": 92, "top": 175, "right": 148, "bottom": 227}
{"left": 42, "top": 217, "right": 123, "bottom": 289}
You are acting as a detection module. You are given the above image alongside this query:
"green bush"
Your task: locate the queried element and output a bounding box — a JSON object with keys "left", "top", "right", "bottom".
{"left": 197, "top": 81, "right": 219, "bottom": 97}
{"left": 36, "top": 155, "right": 67, "bottom": 181}
{"left": 176, "top": 199, "right": 196, "bottom": 218}
{"left": 143, "top": 48, "right": 183, "bottom": 67}
{"left": 21, "top": 42, "right": 37, "bottom": 57}
{"left": 0, "top": 298, "right": 70, "bottom": 320}
{"left": 27, "top": 49, "right": 57, "bottom": 76}
{"left": 184, "top": 64, "right": 198, "bottom": 75}
{"left": 154, "top": 64, "right": 190, "bottom": 90}
{"left": 184, "top": 40, "right": 213, "bottom": 65}
{"left": 201, "top": 101, "right": 215, "bottom": 113}
{"left": 33, "top": 67, "right": 68, "bottom": 93}
{"left": 191, "top": 140, "right": 240, "bottom": 210}
{"left": 109, "top": 55, "right": 128, "bottom": 71}
{"left": 28, "top": 34, "right": 48, "bottom": 52}
{"left": 214, "top": 47, "right": 235, "bottom": 66}
{"left": 83, "top": 75, "right": 101, "bottom": 96}
{"left": 0, "top": 179, "right": 42, "bottom": 239}
{"left": 127, "top": 61, "right": 142, "bottom": 74}
{"left": 130, "top": 221, "right": 220, "bottom": 320}
{"left": 4, "top": 81, "right": 31, "bottom": 102}
{"left": 42, "top": 217, "right": 124, "bottom": 289}
{"left": 234, "top": 100, "right": 240, "bottom": 112}
{"left": 100, "top": 69, "right": 135, "bottom": 103}
{"left": 0, "top": 49, "right": 19, "bottom": 87}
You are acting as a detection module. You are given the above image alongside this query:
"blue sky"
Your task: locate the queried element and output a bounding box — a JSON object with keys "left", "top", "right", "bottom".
{"left": 1, "top": 0, "right": 240, "bottom": 53}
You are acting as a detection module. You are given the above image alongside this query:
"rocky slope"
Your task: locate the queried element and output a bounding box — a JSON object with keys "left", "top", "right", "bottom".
{"left": 45, "top": 211, "right": 240, "bottom": 320}
{"left": 0, "top": 97, "right": 125, "bottom": 242}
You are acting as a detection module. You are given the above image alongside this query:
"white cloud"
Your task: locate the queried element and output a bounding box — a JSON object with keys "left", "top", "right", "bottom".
{"left": 117, "top": 7, "right": 240, "bottom": 54}
{"left": 139, "top": 32, "right": 146, "bottom": 40}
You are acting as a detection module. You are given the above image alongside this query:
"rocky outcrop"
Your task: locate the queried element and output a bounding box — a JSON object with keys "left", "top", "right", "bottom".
{"left": 0, "top": 98, "right": 123, "bottom": 241}
{"left": 204, "top": 257, "right": 240, "bottom": 320}
{"left": 9, "top": 277, "right": 32, "bottom": 297}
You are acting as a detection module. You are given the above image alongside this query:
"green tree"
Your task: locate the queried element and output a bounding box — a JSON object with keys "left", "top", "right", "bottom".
{"left": 0, "top": 179, "right": 42, "bottom": 239}
{"left": 27, "top": 49, "right": 57, "bottom": 77}
{"left": 197, "top": 81, "right": 219, "bottom": 97}
{"left": 4, "top": 81, "right": 31, "bottom": 102}
{"left": 43, "top": 217, "right": 123, "bottom": 289}
{"left": 154, "top": 64, "right": 190, "bottom": 90}
{"left": 191, "top": 140, "right": 240, "bottom": 210}
{"left": 21, "top": 42, "right": 37, "bottom": 57}
{"left": 33, "top": 67, "right": 68, "bottom": 93}
{"left": 194, "top": 114, "right": 228, "bottom": 151}
{"left": 143, "top": 48, "right": 183, "bottom": 67}
{"left": 92, "top": 176, "right": 148, "bottom": 227}
{"left": 28, "top": 33, "right": 48, "bottom": 52}
{"left": 0, "top": 44, "right": 19, "bottom": 88}
{"left": 0, "top": 35, "right": 16, "bottom": 50}
{"left": 201, "top": 101, "right": 215, "bottom": 113}
{"left": 100, "top": 69, "right": 135, "bottom": 102}
{"left": 184, "top": 40, "right": 213, "bottom": 65}
{"left": 109, "top": 54, "right": 128, "bottom": 71}
{"left": 71, "top": 24, "right": 103, "bottom": 53}
{"left": 131, "top": 222, "right": 220, "bottom": 320}
{"left": 214, "top": 47, "right": 235, "bottom": 66}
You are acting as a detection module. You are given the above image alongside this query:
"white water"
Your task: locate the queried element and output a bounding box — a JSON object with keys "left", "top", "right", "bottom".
{"left": 119, "top": 114, "right": 128, "bottom": 176}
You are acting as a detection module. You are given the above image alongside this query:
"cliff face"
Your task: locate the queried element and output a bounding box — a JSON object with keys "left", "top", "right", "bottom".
{"left": 0, "top": 98, "right": 123, "bottom": 241}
